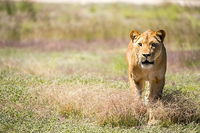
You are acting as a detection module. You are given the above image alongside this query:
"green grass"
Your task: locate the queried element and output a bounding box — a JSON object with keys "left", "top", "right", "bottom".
{"left": 0, "top": 47, "right": 199, "bottom": 132}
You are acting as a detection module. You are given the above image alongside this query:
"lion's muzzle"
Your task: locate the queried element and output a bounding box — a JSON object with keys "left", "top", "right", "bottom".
{"left": 140, "top": 54, "right": 155, "bottom": 68}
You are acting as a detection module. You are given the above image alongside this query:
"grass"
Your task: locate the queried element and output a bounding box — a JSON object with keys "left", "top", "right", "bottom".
{"left": 0, "top": 1, "right": 200, "bottom": 49}
{"left": 0, "top": 47, "right": 199, "bottom": 132}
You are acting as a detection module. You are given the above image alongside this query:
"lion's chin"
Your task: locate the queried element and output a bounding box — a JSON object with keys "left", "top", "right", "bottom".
{"left": 141, "top": 64, "right": 153, "bottom": 69}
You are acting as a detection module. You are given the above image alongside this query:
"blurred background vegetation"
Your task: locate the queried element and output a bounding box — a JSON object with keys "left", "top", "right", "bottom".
{"left": 0, "top": 1, "right": 199, "bottom": 50}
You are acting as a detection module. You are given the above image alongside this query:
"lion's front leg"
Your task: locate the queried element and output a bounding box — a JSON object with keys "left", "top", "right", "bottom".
{"left": 129, "top": 74, "right": 144, "bottom": 100}
{"left": 148, "top": 78, "right": 165, "bottom": 102}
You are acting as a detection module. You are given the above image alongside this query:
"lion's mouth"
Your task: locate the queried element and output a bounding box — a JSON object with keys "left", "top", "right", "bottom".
{"left": 141, "top": 60, "right": 154, "bottom": 65}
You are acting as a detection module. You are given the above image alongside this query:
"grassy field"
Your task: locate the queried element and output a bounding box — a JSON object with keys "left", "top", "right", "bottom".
{"left": 0, "top": 1, "right": 200, "bottom": 133}
{"left": 0, "top": 47, "right": 199, "bottom": 133}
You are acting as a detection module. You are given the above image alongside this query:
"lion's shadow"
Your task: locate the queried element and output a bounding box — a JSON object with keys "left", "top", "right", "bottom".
{"left": 159, "top": 89, "right": 200, "bottom": 124}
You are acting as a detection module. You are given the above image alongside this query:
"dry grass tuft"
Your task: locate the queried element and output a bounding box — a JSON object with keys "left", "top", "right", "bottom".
{"left": 95, "top": 92, "right": 147, "bottom": 127}
{"left": 36, "top": 85, "right": 200, "bottom": 127}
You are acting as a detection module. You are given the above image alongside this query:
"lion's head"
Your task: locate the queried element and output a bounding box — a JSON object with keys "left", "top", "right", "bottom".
{"left": 130, "top": 29, "right": 166, "bottom": 69}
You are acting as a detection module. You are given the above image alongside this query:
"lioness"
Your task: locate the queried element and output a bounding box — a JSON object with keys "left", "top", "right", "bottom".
{"left": 126, "top": 29, "right": 167, "bottom": 102}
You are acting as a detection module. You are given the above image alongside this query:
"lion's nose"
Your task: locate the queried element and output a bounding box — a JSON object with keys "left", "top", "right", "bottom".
{"left": 142, "top": 54, "right": 151, "bottom": 58}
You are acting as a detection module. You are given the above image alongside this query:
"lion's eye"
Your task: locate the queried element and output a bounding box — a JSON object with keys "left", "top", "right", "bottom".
{"left": 138, "top": 43, "right": 142, "bottom": 47}
{"left": 151, "top": 43, "right": 157, "bottom": 47}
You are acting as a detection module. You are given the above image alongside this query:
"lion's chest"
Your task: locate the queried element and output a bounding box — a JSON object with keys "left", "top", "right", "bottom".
{"left": 132, "top": 68, "right": 158, "bottom": 81}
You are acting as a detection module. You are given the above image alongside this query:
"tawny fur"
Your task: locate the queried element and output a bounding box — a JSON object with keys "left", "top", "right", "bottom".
{"left": 126, "top": 29, "right": 167, "bottom": 102}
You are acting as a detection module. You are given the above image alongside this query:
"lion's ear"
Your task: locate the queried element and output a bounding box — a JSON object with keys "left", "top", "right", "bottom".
{"left": 156, "top": 30, "right": 166, "bottom": 43}
{"left": 130, "top": 30, "right": 140, "bottom": 42}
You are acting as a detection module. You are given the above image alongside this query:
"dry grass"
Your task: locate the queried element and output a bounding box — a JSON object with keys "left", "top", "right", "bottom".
{"left": 36, "top": 83, "right": 200, "bottom": 127}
